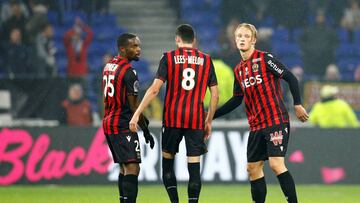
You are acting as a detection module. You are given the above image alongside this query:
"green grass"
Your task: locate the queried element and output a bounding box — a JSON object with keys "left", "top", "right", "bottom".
{"left": 0, "top": 184, "right": 359, "bottom": 203}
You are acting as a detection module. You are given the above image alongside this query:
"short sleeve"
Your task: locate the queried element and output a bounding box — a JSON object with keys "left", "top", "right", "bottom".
{"left": 263, "top": 53, "right": 288, "bottom": 78}
{"left": 207, "top": 58, "right": 218, "bottom": 87}
{"left": 124, "top": 68, "right": 139, "bottom": 95}
{"left": 155, "top": 54, "right": 168, "bottom": 82}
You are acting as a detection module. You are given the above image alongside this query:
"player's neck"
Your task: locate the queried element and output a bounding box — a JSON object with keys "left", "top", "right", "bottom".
{"left": 240, "top": 47, "right": 255, "bottom": 61}
{"left": 177, "top": 43, "right": 193, "bottom": 49}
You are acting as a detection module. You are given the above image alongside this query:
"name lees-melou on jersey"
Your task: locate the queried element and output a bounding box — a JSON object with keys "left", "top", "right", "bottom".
{"left": 174, "top": 55, "right": 204, "bottom": 65}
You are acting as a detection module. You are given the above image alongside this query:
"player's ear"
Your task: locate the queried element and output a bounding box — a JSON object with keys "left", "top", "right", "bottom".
{"left": 251, "top": 37, "right": 257, "bottom": 45}
{"left": 175, "top": 36, "right": 181, "bottom": 44}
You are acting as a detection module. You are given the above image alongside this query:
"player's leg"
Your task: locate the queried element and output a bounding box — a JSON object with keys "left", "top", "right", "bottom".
{"left": 267, "top": 123, "right": 297, "bottom": 203}
{"left": 161, "top": 127, "right": 183, "bottom": 203}
{"left": 119, "top": 166, "right": 125, "bottom": 203}
{"left": 113, "top": 132, "right": 141, "bottom": 203}
{"left": 268, "top": 157, "right": 297, "bottom": 203}
{"left": 122, "top": 163, "right": 140, "bottom": 203}
{"left": 105, "top": 134, "right": 126, "bottom": 203}
{"left": 184, "top": 129, "right": 207, "bottom": 203}
{"left": 187, "top": 156, "right": 201, "bottom": 203}
{"left": 247, "top": 130, "right": 268, "bottom": 203}
{"left": 162, "top": 151, "right": 178, "bottom": 203}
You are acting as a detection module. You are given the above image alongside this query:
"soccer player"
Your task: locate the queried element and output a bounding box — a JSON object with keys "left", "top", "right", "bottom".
{"left": 214, "top": 23, "right": 309, "bottom": 203}
{"left": 102, "top": 33, "right": 155, "bottom": 203}
{"left": 129, "top": 24, "right": 219, "bottom": 203}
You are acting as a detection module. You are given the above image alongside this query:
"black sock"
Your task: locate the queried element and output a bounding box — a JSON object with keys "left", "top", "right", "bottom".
{"left": 188, "top": 162, "right": 201, "bottom": 203}
{"left": 250, "top": 177, "right": 267, "bottom": 203}
{"left": 118, "top": 173, "right": 124, "bottom": 203}
{"left": 123, "top": 174, "right": 138, "bottom": 203}
{"left": 277, "top": 171, "right": 298, "bottom": 203}
{"left": 162, "top": 157, "right": 179, "bottom": 203}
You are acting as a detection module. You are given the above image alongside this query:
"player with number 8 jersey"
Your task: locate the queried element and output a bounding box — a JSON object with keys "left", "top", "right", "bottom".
{"left": 130, "top": 24, "right": 219, "bottom": 203}
{"left": 156, "top": 47, "right": 217, "bottom": 129}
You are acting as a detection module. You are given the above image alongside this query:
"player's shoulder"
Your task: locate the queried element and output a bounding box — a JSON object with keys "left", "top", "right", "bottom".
{"left": 260, "top": 50, "right": 276, "bottom": 59}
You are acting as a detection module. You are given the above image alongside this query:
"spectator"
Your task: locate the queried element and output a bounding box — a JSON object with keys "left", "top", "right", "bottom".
{"left": 2, "top": 27, "right": 29, "bottom": 78}
{"left": 1, "top": 0, "right": 29, "bottom": 23}
{"left": 26, "top": 3, "right": 49, "bottom": 43}
{"left": 35, "top": 23, "right": 56, "bottom": 77}
{"left": 61, "top": 83, "right": 92, "bottom": 126}
{"left": 324, "top": 64, "right": 341, "bottom": 81}
{"left": 1, "top": 0, "right": 28, "bottom": 43}
{"left": 299, "top": 10, "right": 338, "bottom": 77}
{"left": 63, "top": 17, "right": 93, "bottom": 78}
{"left": 309, "top": 85, "right": 359, "bottom": 128}
{"left": 341, "top": 0, "right": 360, "bottom": 40}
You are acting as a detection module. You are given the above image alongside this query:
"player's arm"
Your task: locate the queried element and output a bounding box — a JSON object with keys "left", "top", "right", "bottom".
{"left": 124, "top": 69, "right": 155, "bottom": 148}
{"left": 264, "top": 53, "right": 309, "bottom": 122}
{"left": 129, "top": 79, "right": 164, "bottom": 132}
{"left": 130, "top": 54, "right": 167, "bottom": 132}
{"left": 213, "top": 75, "right": 244, "bottom": 119}
{"left": 128, "top": 95, "right": 154, "bottom": 148}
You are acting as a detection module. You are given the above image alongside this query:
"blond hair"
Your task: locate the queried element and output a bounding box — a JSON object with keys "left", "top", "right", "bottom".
{"left": 234, "top": 23, "right": 258, "bottom": 39}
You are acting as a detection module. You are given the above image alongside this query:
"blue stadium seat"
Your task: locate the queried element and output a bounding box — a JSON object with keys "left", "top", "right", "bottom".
{"left": 56, "top": 56, "right": 68, "bottom": 76}
{"left": 62, "top": 11, "right": 87, "bottom": 26}
{"left": 354, "top": 28, "right": 360, "bottom": 44}
{"left": 53, "top": 26, "right": 69, "bottom": 40}
{"left": 337, "top": 28, "right": 350, "bottom": 43}
{"left": 336, "top": 43, "right": 360, "bottom": 58}
{"left": 271, "top": 28, "right": 290, "bottom": 42}
{"left": 132, "top": 60, "right": 153, "bottom": 87}
{"left": 91, "top": 13, "right": 117, "bottom": 26}
{"left": 54, "top": 39, "right": 65, "bottom": 54}
{"left": 181, "top": 0, "right": 221, "bottom": 10}
{"left": 47, "top": 11, "right": 59, "bottom": 25}
{"left": 337, "top": 58, "right": 358, "bottom": 80}
{"left": 272, "top": 43, "right": 300, "bottom": 57}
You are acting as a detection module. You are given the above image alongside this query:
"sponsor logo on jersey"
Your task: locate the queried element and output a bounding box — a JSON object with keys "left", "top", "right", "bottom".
{"left": 267, "top": 59, "right": 284, "bottom": 75}
{"left": 242, "top": 75, "right": 263, "bottom": 88}
{"left": 126, "top": 136, "right": 131, "bottom": 142}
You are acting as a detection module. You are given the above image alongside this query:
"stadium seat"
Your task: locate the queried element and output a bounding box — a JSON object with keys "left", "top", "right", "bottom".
{"left": 53, "top": 26, "right": 69, "bottom": 40}
{"left": 271, "top": 28, "right": 290, "bottom": 42}
{"left": 56, "top": 56, "right": 68, "bottom": 76}
{"left": 91, "top": 13, "right": 117, "bottom": 26}
{"left": 272, "top": 42, "right": 300, "bottom": 58}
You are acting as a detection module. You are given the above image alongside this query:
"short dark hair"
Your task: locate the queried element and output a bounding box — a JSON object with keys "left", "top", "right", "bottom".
{"left": 176, "top": 24, "right": 195, "bottom": 43}
{"left": 117, "top": 33, "right": 137, "bottom": 48}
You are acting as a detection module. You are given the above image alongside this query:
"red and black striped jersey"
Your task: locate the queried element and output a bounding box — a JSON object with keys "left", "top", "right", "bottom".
{"left": 233, "top": 49, "right": 289, "bottom": 131}
{"left": 156, "top": 47, "right": 218, "bottom": 130}
{"left": 102, "top": 56, "right": 139, "bottom": 135}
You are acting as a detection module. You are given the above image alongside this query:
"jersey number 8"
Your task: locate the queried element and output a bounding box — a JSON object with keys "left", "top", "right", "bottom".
{"left": 182, "top": 68, "right": 195, "bottom": 90}
{"left": 103, "top": 75, "right": 115, "bottom": 97}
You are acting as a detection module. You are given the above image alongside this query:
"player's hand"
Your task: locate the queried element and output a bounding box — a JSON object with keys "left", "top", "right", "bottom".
{"left": 204, "top": 122, "right": 212, "bottom": 140}
{"left": 129, "top": 116, "right": 139, "bottom": 132}
{"left": 294, "top": 105, "right": 309, "bottom": 122}
{"left": 143, "top": 129, "right": 155, "bottom": 149}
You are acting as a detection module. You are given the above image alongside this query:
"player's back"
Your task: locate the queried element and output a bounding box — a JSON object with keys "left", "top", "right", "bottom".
{"left": 102, "top": 56, "right": 133, "bottom": 135}
{"left": 157, "top": 47, "right": 217, "bottom": 130}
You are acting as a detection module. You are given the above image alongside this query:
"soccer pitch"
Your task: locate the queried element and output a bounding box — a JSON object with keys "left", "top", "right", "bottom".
{"left": 1, "top": 184, "right": 359, "bottom": 203}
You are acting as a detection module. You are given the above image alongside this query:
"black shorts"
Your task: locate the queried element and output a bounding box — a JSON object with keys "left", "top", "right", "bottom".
{"left": 247, "top": 123, "right": 290, "bottom": 162}
{"left": 105, "top": 132, "right": 141, "bottom": 164}
{"left": 162, "top": 127, "right": 207, "bottom": 156}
